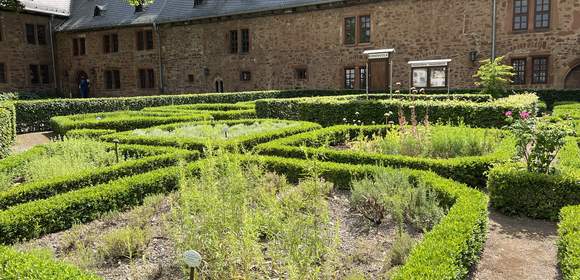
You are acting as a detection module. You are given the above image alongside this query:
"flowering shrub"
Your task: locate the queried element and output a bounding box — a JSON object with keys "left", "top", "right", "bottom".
{"left": 506, "top": 111, "right": 572, "bottom": 174}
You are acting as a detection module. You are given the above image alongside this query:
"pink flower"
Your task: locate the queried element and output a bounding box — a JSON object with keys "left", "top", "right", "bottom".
{"left": 505, "top": 111, "right": 513, "bottom": 117}
{"left": 519, "top": 111, "right": 531, "bottom": 119}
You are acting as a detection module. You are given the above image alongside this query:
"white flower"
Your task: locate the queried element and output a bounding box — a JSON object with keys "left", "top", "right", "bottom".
{"left": 355, "top": 112, "right": 360, "bottom": 115}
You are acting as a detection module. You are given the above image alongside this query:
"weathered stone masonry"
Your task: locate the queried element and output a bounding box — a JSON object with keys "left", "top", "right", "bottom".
{"left": 2, "top": 0, "right": 580, "bottom": 97}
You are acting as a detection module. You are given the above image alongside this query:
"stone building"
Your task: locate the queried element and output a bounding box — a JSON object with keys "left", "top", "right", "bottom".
{"left": 1, "top": 0, "right": 579, "bottom": 97}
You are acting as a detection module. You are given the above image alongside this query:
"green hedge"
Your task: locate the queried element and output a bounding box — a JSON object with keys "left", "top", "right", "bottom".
{"left": 50, "top": 111, "right": 210, "bottom": 135}
{"left": 554, "top": 102, "right": 580, "bottom": 120}
{"left": 0, "top": 246, "right": 100, "bottom": 279}
{"left": 15, "top": 89, "right": 362, "bottom": 133}
{"left": 0, "top": 102, "right": 16, "bottom": 159}
{"left": 488, "top": 163, "right": 580, "bottom": 221}
{"left": 0, "top": 166, "right": 180, "bottom": 244}
{"left": 558, "top": 205, "right": 580, "bottom": 280}
{"left": 255, "top": 94, "right": 539, "bottom": 128}
{"left": 65, "top": 129, "right": 118, "bottom": 139}
{"left": 101, "top": 119, "right": 322, "bottom": 152}
{"left": 142, "top": 102, "right": 255, "bottom": 113}
{"left": 256, "top": 125, "right": 515, "bottom": 188}
{"left": 227, "top": 155, "right": 489, "bottom": 280}
{"left": 0, "top": 148, "right": 196, "bottom": 210}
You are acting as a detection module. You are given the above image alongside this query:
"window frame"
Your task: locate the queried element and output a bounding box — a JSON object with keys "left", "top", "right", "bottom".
{"left": 411, "top": 66, "right": 448, "bottom": 88}
{"left": 295, "top": 68, "right": 308, "bottom": 80}
{"left": 104, "top": 69, "right": 121, "bottom": 90}
{"left": 229, "top": 30, "right": 238, "bottom": 54}
{"left": 534, "top": 0, "right": 550, "bottom": 30}
{"left": 240, "top": 29, "right": 250, "bottom": 54}
{"left": 511, "top": 58, "right": 527, "bottom": 84}
{"left": 138, "top": 68, "right": 155, "bottom": 89}
{"left": 39, "top": 64, "right": 49, "bottom": 84}
{"left": 344, "top": 17, "right": 356, "bottom": 45}
{"left": 531, "top": 56, "right": 549, "bottom": 84}
{"left": 513, "top": 0, "right": 529, "bottom": 32}
{"left": 29, "top": 64, "right": 40, "bottom": 85}
{"left": 359, "top": 66, "right": 367, "bottom": 90}
{"left": 0, "top": 63, "right": 6, "bottom": 83}
{"left": 344, "top": 67, "right": 356, "bottom": 89}
{"left": 240, "top": 71, "right": 251, "bottom": 82}
{"left": 359, "top": 15, "right": 371, "bottom": 44}
{"left": 136, "top": 30, "right": 154, "bottom": 51}
{"left": 25, "top": 24, "right": 36, "bottom": 44}
{"left": 36, "top": 25, "right": 47, "bottom": 45}
{"left": 103, "top": 34, "right": 119, "bottom": 53}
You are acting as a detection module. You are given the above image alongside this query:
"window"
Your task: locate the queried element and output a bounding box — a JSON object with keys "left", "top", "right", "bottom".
{"left": 513, "top": 0, "right": 528, "bottom": 31}
{"left": 412, "top": 67, "right": 448, "bottom": 88}
{"left": 344, "top": 68, "right": 355, "bottom": 89}
{"left": 103, "top": 34, "right": 119, "bottom": 53}
{"left": 36, "top": 25, "right": 46, "bottom": 45}
{"left": 532, "top": 57, "right": 548, "bottom": 84}
{"left": 241, "top": 29, "right": 250, "bottom": 53}
{"left": 135, "top": 4, "right": 143, "bottom": 13}
{"left": 0, "top": 63, "right": 6, "bottom": 83}
{"left": 240, "top": 71, "right": 251, "bottom": 81}
{"left": 73, "top": 38, "right": 86, "bottom": 56}
{"left": 512, "top": 58, "right": 527, "bottom": 84}
{"left": 229, "top": 30, "right": 238, "bottom": 54}
{"left": 359, "top": 16, "right": 371, "bottom": 43}
{"left": 359, "top": 67, "right": 367, "bottom": 90}
{"left": 535, "top": 0, "right": 550, "bottom": 29}
{"left": 138, "top": 69, "right": 155, "bottom": 89}
{"left": 104, "top": 70, "right": 121, "bottom": 89}
{"left": 215, "top": 80, "right": 224, "bottom": 93}
{"left": 25, "top": 24, "right": 36, "bottom": 44}
{"left": 295, "top": 68, "right": 307, "bottom": 80}
{"left": 344, "top": 17, "right": 356, "bottom": 45}
{"left": 29, "top": 65, "right": 39, "bottom": 84}
{"left": 188, "top": 74, "right": 194, "bottom": 83}
{"left": 137, "top": 30, "right": 153, "bottom": 50}
{"left": 40, "top": 65, "right": 49, "bottom": 84}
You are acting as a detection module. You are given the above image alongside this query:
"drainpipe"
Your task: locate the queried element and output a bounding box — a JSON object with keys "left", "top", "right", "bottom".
{"left": 49, "top": 15, "right": 58, "bottom": 93}
{"left": 153, "top": 22, "right": 165, "bottom": 94}
{"left": 491, "top": 0, "right": 497, "bottom": 60}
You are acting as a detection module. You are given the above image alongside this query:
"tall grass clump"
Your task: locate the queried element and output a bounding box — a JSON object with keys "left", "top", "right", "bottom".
{"left": 170, "top": 153, "right": 339, "bottom": 279}
{"left": 0, "top": 139, "right": 126, "bottom": 191}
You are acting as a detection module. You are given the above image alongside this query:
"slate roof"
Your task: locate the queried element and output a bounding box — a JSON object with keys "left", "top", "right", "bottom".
{"left": 21, "top": 0, "right": 71, "bottom": 16}
{"left": 57, "top": 0, "right": 344, "bottom": 32}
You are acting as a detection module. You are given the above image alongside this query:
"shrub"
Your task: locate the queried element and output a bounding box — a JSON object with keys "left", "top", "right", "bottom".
{"left": 387, "top": 231, "right": 417, "bottom": 267}
{"left": 142, "top": 102, "right": 256, "bottom": 113}
{"left": 0, "top": 166, "right": 180, "bottom": 244}
{"left": 255, "top": 93, "right": 539, "bottom": 128}
{"left": 101, "top": 119, "right": 322, "bottom": 152}
{"left": 15, "top": 89, "right": 362, "bottom": 133}
{"left": 0, "top": 246, "right": 99, "bottom": 279}
{"left": 558, "top": 205, "right": 580, "bottom": 280}
{"left": 221, "top": 154, "right": 488, "bottom": 280}
{"left": 488, "top": 161, "right": 580, "bottom": 221}
{"left": 98, "top": 226, "right": 151, "bottom": 261}
{"left": 65, "top": 129, "right": 117, "bottom": 139}
{"left": 0, "top": 101, "right": 16, "bottom": 159}
{"left": 553, "top": 102, "right": 580, "bottom": 120}
{"left": 256, "top": 125, "right": 515, "bottom": 188}
{"left": 473, "top": 56, "right": 515, "bottom": 98}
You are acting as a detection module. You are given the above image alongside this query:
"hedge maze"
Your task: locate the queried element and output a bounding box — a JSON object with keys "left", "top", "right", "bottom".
{"left": 0, "top": 90, "right": 578, "bottom": 279}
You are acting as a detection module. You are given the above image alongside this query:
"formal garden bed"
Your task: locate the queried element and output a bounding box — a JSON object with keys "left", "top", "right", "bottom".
{"left": 0, "top": 86, "right": 578, "bottom": 279}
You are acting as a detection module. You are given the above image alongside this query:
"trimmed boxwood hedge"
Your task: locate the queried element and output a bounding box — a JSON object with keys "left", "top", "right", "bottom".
{"left": 100, "top": 119, "right": 322, "bottom": 152}
{"left": 0, "top": 146, "right": 197, "bottom": 210}
{"left": 256, "top": 125, "right": 515, "bottom": 188}
{"left": 488, "top": 163, "right": 580, "bottom": 220}
{"left": 15, "top": 89, "right": 363, "bottom": 133}
{"left": 0, "top": 166, "right": 180, "bottom": 244}
{"left": 226, "top": 154, "right": 489, "bottom": 280}
{"left": 0, "top": 101, "right": 16, "bottom": 159}
{"left": 142, "top": 102, "right": 255, "bottom": 113}
{"left": 553, "top": 102, "right": 580, "bottom": 120}
{"left": 0, "top": 246, "right": 100, "bottom": 279}
{"left": 558, "top": 205, "right": 580, "bottom": 280}
{"left": 50, "top": 111, "right": 211, "bottom": 135}
{"left": 255, "top": 94, "right": 539, "bottom": 128}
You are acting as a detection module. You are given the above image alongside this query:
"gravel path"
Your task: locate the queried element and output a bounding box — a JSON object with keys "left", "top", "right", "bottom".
{"left": 11, "top": 132, "right": 53, "bottom": 153}
{"left": 472, "top": 210, "right": 560, "bottom": 280}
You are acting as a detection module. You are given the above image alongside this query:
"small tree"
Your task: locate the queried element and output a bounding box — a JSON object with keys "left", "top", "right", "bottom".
{"left": 126, "top": 0, "right": 154, "bottom": 6}
{"left": 0, "top": 0, "right": 24, "bottom": 11}
{"left": 474, "top": 56, "right": 515, "bottom": 98}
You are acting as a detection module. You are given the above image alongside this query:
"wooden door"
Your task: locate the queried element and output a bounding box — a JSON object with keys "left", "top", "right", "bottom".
{"left": 369, "top": 59, "right": 389, "bottom": 92}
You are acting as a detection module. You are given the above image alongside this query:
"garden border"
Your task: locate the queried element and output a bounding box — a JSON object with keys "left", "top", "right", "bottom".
{"left": 256, "top": 125, "right": 515, "bottom": 188}
{"left": 558, "top": 205, "right": 580, "bottom": 280}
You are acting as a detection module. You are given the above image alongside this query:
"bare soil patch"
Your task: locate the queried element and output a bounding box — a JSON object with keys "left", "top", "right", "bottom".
{"left": 12, "top": 132, "right": 54, "bottom": 153}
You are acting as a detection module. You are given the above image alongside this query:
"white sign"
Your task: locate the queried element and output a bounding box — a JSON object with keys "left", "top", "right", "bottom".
{"left": 367, "top": 53, "right": 390, "bottom": 60}
{"left": 183, "top": 250, "right": 202, "bottom": 268}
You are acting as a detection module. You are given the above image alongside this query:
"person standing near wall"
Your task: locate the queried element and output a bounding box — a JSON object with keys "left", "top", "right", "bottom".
{"left": 79, "top": 75, "right": 90, "bottom": 98}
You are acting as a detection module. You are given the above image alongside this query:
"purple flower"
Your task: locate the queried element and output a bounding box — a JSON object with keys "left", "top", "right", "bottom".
{"left": 519, "top": 111, "right": 531, "bottom": 119}
{"left": 505, "top": 111, "right": 513, "bottom": 117}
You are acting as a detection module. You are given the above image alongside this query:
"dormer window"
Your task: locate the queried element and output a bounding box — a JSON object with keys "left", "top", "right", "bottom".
{"left": 193, "top": 0, "right": 203, "bottom": 6}
{"left": 94, "top": 5, "right": 105, "bottom": 17}
{"left": 135, "top": 4, "right": 143, "bottom": 13}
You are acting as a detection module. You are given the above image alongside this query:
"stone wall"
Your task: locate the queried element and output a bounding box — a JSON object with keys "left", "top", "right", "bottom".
{"left": 53, "top": 0, "right": 580, "bottom": 97}
{"left": 0, "top": 11, "right": 57, "bottom": 93}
